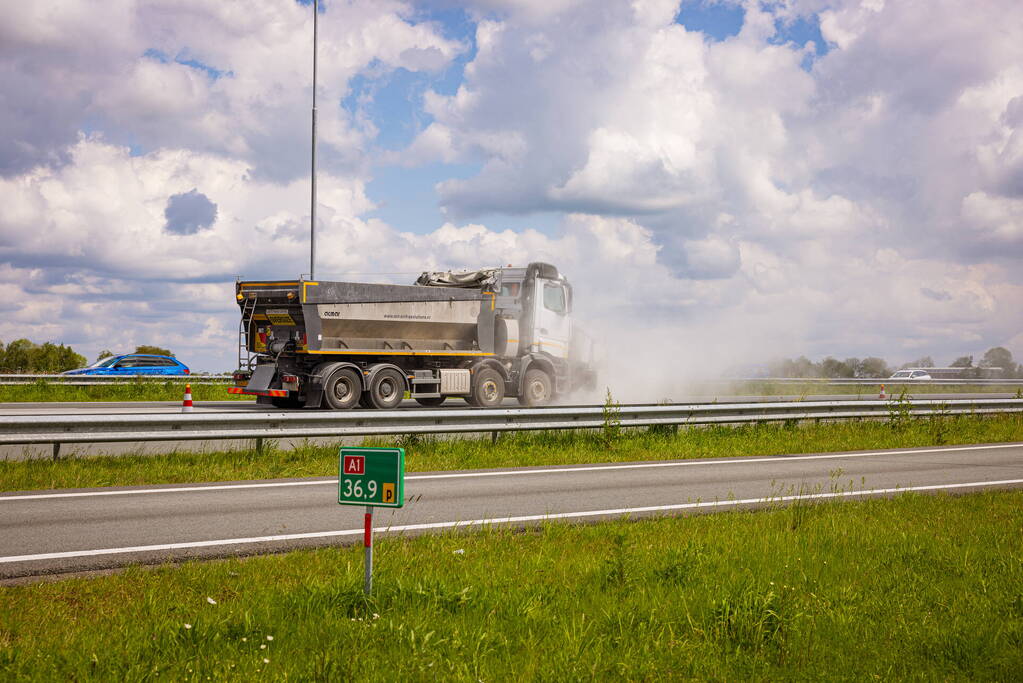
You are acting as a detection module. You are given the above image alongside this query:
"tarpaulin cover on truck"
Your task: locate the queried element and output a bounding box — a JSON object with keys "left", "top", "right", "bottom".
{"left": 415, "top": 268, "right": 498, "bottom": 288}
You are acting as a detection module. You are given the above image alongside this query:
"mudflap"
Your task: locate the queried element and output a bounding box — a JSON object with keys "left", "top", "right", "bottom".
{"left": 246, "top": 364, "right": 276, "bottom": 392}
{"left": 303, "top": 386, "right": 325, "bottom": 409}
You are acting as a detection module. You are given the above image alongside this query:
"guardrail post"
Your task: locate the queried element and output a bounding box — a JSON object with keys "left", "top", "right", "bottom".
{"left": 491, "top": 431, "right": 498, "bottom": 444}
{"left": 52, "top": 443, "right": 61, "bottom": 461}
{"left": 255, "top": 437, "right": 264, "bottom": 455}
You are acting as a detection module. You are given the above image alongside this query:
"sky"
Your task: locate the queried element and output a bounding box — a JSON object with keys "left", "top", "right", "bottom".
{"left": 1, "top": 0, "right": 1021, "bottom": 382}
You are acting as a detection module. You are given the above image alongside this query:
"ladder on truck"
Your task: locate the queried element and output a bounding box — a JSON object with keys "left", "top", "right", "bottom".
{"left": 237, "top": 294, "right": 257, "bottom": 371}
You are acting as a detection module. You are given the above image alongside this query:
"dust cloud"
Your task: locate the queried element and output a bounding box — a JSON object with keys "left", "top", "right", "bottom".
{"left": 567, "top": 308, "right": 809, "bottom": 405}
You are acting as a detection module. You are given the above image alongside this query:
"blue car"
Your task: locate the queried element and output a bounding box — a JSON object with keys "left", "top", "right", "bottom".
{"left": 63, "top": 354, "right": 190, "bottom": 376}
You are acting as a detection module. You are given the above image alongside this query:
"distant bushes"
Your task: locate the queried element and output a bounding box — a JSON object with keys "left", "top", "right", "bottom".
{"left": 765, "top": 346, "right": 1022, "bottom": 379}
{"left": 0, "top": 338, "right": 86, "bottom": 374}
{"left": 766, "top": 355, "right": 892, "bottom": 379}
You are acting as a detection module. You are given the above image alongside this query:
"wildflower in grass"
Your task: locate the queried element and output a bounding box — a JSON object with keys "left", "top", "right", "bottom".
{"left": 260, "top": 644, "right": 266, "bottom": 650}
{"left": 263, "top": 658, "right": 270, "bottom": 664}
{"left": 266, "top": 635, "right": 273, "bottom": 641}
{"left": 206, "top": 597, "right": 217, "bottom": 605}
{"left": 453, "top": 548, "right": 465, "bottom": 555}
{"left": 184, "top": 623, "right": 192, "bottom": 629}
{"left": 241, "top": 637, "right": 247, "bottom": 642}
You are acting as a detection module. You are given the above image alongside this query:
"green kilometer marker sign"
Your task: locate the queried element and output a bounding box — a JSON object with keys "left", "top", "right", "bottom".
{"left": 338, "top": 447, "right": 405, "bottom": 508}
{"left": 339, "top": 446, "right": 405, "bottom": 596}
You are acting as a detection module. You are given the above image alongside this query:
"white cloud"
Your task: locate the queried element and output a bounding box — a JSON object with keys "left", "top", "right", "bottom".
{"left": 396, "top": 0, "right": 1023, "bottom": 366}
{"left": 0, "top": 0, "right": 463, "bottom": 179}
{"left": 1, "top": 0, "right": 1022, "bottom": 377}
{"left": 961, "top": 191, "right": 1023, "bottom": 244}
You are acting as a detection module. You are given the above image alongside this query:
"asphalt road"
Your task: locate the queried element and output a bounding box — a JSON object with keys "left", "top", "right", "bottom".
{"left": 2, "top": 442, "right": 1021, "bottom": 580}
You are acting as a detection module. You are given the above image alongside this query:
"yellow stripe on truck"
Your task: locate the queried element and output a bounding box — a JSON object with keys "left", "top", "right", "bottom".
{"left": 302, "top": 281, "right": 319, "bottom": 303}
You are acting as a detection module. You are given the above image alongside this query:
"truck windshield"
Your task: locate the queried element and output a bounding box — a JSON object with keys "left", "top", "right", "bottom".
{"left": 543, "top": 283, "right": 566, "bottom": 314}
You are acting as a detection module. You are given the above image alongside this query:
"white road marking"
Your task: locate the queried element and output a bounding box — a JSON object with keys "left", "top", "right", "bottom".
{"left": 1, "top": 442, "right": 1020, "bottom": 502}
{"left": 2, "top": 478, "right": 1021, "bottom": 564}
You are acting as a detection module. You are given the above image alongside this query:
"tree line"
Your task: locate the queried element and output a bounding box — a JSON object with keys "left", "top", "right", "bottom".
{"left": 765, "top": 347, "right": 1021, "bottom": 379}
{"left": 0, "top": 340, "right": 175, "bottom": 374}
{"left": 0, "top": 339, "right": 86, "bottom": 374}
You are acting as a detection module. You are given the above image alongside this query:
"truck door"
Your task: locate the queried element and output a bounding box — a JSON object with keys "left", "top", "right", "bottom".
{"left": 533, "top": 279, "right": 571, "bottom": 359}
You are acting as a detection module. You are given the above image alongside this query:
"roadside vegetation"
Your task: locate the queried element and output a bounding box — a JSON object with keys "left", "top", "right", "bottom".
{"left": 0, "top": 339, "right": 84, "bottom": 374}
{"left": 2, "top": 412, "right": 1020, "bottom": 492}
{"left": 763, "top": 347, "right": 1022, "bottom": 379}
{"left": 0, "top": 380, "right": 250, "bottom": 404}
{"left": 2, "top": 490, "right": 1020, "bottom": 679}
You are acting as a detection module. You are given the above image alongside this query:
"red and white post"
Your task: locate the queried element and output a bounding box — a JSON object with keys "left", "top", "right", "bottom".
{"left": 364, "top": 506, "right": 374, "bottom": 595}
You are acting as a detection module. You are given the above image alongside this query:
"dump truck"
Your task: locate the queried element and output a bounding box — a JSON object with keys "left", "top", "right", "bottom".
{"left": 231, "top": 262, "right": 597, "bottom": 409}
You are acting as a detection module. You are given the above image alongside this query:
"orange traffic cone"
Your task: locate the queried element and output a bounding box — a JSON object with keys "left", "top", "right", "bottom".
{"left": 878, "top": 384, "right": 886, "bottom": 399}
{"left": 182, "top": 383, "right": 194, "bottom": 412}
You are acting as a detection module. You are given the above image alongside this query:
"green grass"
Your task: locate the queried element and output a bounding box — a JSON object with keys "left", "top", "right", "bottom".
{"left": 3, "top": 413, "right": 1021, "bottom": 492}
{"left": 1, "top": 491, "right": 1021, "bottom": 680}
{"left": 0, "top": 380, "right": 252, "bottom": 403}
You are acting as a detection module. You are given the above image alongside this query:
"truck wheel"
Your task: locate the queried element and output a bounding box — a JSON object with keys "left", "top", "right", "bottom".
{"left": 368, "top": 368, "right": 405, "bottom": 410}
{"left": 323, "top": 367, "right": 362, "bottom": 410}
{"left": 414, "top": 396, "right": 446, "bottom": 407}
{"left": 471, "top": 367, "right": 505, "bottom": 408}
{"left": 518, "top": 368, "right": 552, "bottom": 407}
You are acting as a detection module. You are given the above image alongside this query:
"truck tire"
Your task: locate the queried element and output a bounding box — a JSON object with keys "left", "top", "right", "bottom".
{"left": 471, "top": 367, "right": 505, "bottom": 408}
{"left": 414, "top": 396, "right": 446, "bottom": 407}
{"left": 518, "top": 368, "right": 552, "bottom": 407}
{"left": 367, "top": 368, "right": 405, "bottom": 410}
{"left": 323, "top": 367, "right": 362, "bottom": 410}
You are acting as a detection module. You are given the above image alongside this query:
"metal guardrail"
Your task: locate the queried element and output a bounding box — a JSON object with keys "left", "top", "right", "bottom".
{"left": 1, "top": 399, "right": 1020, "bottom": 452}
{"left": 0, "top": 374, "right": 234, "bottom": 386}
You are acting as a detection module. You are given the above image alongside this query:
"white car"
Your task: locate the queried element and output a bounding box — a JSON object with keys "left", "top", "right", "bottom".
{"left": 888, "top": 370, "right": 932, "bottom": 380}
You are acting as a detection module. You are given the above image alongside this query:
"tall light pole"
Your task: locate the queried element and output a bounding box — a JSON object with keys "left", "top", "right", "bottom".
{"left": 310, "top": 0, "right": 318, "bottom": 280}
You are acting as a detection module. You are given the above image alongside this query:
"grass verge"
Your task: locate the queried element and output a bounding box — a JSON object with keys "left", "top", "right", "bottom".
{"left": 2, "top": 413, "right": 1021, "bottom": 492}
{"left": 0, "top": 381, "right": 251, "bottom": 403}
{"left": 1, "top": 490, "right": 1021, "bottom": 679}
